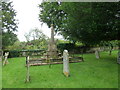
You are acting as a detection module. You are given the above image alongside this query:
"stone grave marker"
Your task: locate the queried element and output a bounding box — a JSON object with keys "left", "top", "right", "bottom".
{"left": 63, "top": 50, "right": 70, "bottom": 77}
{"left": 25, "top": 56, "right": 30, "bottom": 82}
{"left": 3, "top": 52, "right": 9, "bottom": 66}
{"left": 95, "top": 49, "right": 100, "bottom": 59}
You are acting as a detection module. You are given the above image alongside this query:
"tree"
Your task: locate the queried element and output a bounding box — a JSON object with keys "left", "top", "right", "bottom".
{"left": 39, "top": 2, "right": 120, "bottom": 46}
{"left": 24, "top": 28, "right": 48, "bottom": 49}
{"left": 6, "top": 40, "right": 21, "bottom": 50}
{"left": 2, "top": 32, "right": 18, "bottom": 49}
{"left": 2, "top": 1, "right": 18, "bottom": 49}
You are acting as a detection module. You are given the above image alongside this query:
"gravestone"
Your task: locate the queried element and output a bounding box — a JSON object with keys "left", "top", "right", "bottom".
{"left": 63, "top": 50, "right": 70, "bottom": 77}
{"left": 3, "top": 52, "right": 9, "bottom": 66}
{"left": 117, "top": 51, "right": 120, "bottom": 64}
{"left": 95, "top": 49, "right": 100, "bottom": 59}
{"left": 47, "top": 24, "right": 58, "bottom": 59}
{"left": 25, "top": 56, "right": 30, "bottom": 82}
{"left": 22, "top": 52, "right": 26, "bottom": 56}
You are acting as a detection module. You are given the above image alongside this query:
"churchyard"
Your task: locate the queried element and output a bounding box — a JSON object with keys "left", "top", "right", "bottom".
{"left": 1, "top": 1, "right": 120, "bottom": 89}
{"left": 2, "top": 50, "right": 118, "bottom": 88}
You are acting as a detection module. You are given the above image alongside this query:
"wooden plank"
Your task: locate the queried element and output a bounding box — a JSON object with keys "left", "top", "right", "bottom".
{"left": 28, "top": 60, "right": 83, "bottom": 66}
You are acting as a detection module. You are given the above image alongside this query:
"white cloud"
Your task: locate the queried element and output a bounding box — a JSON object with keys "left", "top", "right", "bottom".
{"left": 10, "top": 0, "right": 63, "bottom": 41}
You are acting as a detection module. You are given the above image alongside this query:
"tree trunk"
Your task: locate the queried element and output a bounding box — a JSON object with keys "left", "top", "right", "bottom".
{"left": 109, "top": 50, "right": 112, "bottom": 55}
{"left": 109, "top": 43, "right": 113, "bottom": 55}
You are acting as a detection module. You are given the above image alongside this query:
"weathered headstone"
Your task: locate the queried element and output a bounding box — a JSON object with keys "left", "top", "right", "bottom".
{"left": 117, "top": 51, "right": 120, "bottom": 64}
{"left": 22, "top": 52, "right": 26, "bottom": 56}
{"left": 63, "top": 50, "right": 70, "bottom": 77}
{"left": 95, "top": 49, "right": 100, "bottom": 59}
{"left": 3, "top": 52, "right": 9, "bottom": 66}
{"left": 25, "top": 56, "right": 30, "bottom": 82}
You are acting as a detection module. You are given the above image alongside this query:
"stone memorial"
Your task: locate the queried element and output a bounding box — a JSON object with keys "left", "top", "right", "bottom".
{"left": 63, "top": 50, "right": 70, "bottom": 77}
{"left": 25, "top": 56, "right": 30, "bottom": 82}
{"left": 47, "top": 24, "right": 58, "bottom": 59}
{"left": 3, "top": 52, "right": 9, "bottom": 66}
{"left": 22, "top": 52, "right": 26, "bottom": 57}
{"left": 95, "top": 49, "right": 100, "bottom": 59}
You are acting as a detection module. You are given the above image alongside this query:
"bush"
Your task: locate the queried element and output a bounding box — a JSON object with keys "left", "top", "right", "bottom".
{"left": 4, "top": 50, "right": 21, "bottom": 58}
{"left": 3, "top": 49, "right": 45, "bottom": 58}
{"left": 57, "top": 43, "right": 74, "bottom": 52}
{"left": 57, "top": 43, "right": 91, "bottom": 54}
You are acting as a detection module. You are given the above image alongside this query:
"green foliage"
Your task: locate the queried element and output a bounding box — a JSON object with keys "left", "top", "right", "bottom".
{"left": 2, "top": 1, "right": 18, "bottom": 31}
{"left": 57, "top": 43, "right": 75, "bottom": 52}
{"left": 57, "top": 42, "right": 90, "bottom": 54}
{"left": 24, "top": 28, "right": 48, "bottom": 50}
{"left": 39, "top": 2, "right": 65, "bottom": 33}
{"left": 8, "top": 50, "right": 20, "bottom": 58}
{"left": 4, "top": 50, "right": 20, "bottom": 58}
{"left": 6, "top": 40, "right": 22, "bottom": 50}
{"left": 2, "top": 1, "right": 18, "bottom": 49}
{"left": 39, "top": 2, "right": 120, "bottom": 45}
{"left": 4, "top": 49, "right": 45, "bottom": 58}
{"left": 2, "top": 31, "right": 18, "bottom": 49}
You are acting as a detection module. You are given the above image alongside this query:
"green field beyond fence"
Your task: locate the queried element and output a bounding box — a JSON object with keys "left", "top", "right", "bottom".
{"left": 2, "top": 50, "right": 118, "bottom": 88}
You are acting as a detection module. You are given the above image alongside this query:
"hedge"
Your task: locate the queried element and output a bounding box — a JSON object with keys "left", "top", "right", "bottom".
{"left": 3, "top": 49, "right": 45, "bottom": 58}
{"left": 57, "top": 43, "right": 90, "bottom": 54}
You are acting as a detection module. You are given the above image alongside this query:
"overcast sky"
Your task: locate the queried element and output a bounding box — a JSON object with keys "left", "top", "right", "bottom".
{"left": 10, "top": 0, "right": 63, "bottom": 41}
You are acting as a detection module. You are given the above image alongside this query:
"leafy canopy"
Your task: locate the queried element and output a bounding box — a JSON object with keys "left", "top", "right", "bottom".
{"left": 39, "top": 2, "right": 120, "bottom": 45}
{"left": 2, "top": 1, "right": 18, "bottom": 49}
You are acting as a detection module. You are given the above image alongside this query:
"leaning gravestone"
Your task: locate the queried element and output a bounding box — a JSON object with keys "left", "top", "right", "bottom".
{"left": 63, "top": 50, "right": 70, "bottom": 77}
{"left": 117, "top": 51, "right": 120, "bottom": 64}
{"left": 3, "top": 52, "right": 9, "bottom": 66}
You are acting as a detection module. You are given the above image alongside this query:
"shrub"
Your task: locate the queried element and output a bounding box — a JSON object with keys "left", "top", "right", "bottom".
{"left": 3, "top": 49, "right": 45, "bottom": 58}
{"left": 57, "top": 43, "right": 91, "bottom": 54}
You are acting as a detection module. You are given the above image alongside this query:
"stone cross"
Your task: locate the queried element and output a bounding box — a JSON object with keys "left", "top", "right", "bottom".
{"left": 63, "top": 50, "right": 70, "bottom": 77}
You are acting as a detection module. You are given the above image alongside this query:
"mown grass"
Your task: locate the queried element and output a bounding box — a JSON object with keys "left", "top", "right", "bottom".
{"left": 2, "top": 50, "right": 118, "bottom": 88}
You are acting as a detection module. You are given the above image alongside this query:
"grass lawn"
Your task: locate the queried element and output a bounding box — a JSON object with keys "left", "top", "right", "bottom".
{"left": 2, "top": 50, "right": 118, "bottom": 88}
